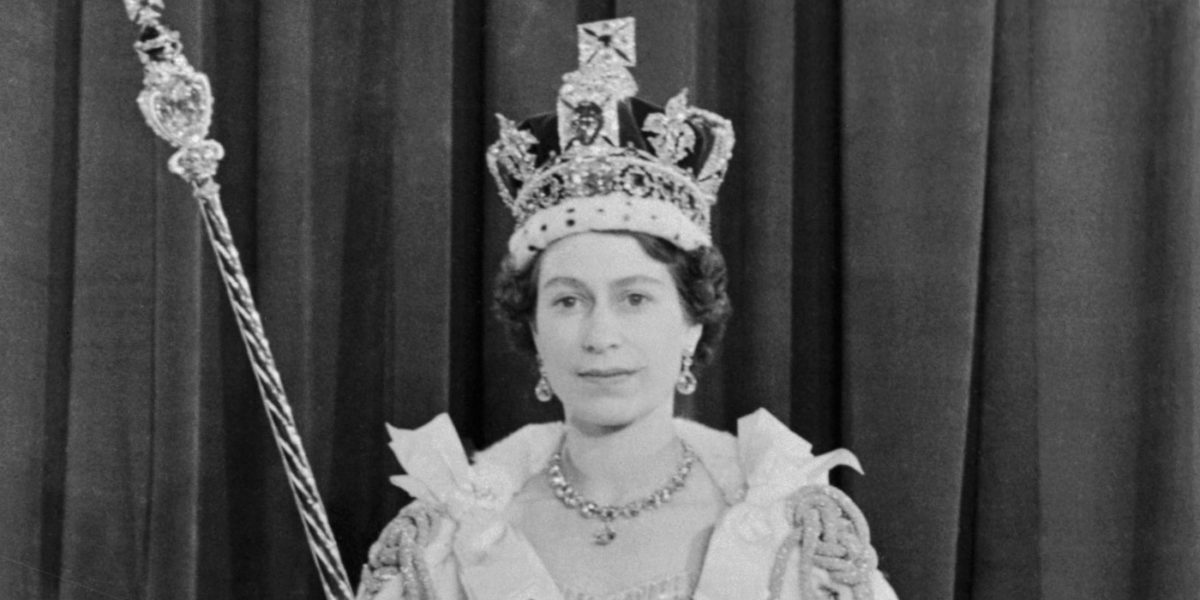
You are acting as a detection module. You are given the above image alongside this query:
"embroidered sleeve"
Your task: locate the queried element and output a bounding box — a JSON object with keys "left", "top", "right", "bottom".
{"left": 356, "top": 501, "right": 444, "bottom": 600}
{"left": 768, "top": 485, "right": 880, "bottom": 600}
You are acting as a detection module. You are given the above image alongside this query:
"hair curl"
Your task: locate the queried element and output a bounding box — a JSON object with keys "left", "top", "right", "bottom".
{"left": 492, "top": 231, "right": 732, "bottom": 371}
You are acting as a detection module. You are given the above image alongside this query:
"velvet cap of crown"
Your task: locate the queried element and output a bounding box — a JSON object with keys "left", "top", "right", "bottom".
{"left": 487, "top": 18, "right": 735, "bottom": 268}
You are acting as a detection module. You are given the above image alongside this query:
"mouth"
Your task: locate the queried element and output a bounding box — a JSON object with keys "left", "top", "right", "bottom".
{"left": 577, "top": 367, "right": 641, "bottom": 381}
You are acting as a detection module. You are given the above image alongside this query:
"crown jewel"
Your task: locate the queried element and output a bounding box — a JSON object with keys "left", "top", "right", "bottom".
{"left": 487, "top": 18, "right": 735, "bottom": 266}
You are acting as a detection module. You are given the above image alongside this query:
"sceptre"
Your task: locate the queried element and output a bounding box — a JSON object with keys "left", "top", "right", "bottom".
{"left": 122, "top": 2, "right": 354, "bottom": 598}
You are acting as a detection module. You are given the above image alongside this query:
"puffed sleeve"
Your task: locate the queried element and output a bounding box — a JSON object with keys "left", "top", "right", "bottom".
{"left": 357, "top": 413, "right": 520, "bottom": 600}
{"left": 693, "top": 409, "right": 899, "bottom": 600}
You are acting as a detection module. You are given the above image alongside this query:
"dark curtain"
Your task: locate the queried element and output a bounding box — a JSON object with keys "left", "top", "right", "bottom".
{"left": 2, "top": 1, "right": 1196, "bottom": 599}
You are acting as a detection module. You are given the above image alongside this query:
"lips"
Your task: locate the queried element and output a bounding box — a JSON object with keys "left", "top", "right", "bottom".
{"left": 577, "top": 367, "right": 640, "bottom": 380}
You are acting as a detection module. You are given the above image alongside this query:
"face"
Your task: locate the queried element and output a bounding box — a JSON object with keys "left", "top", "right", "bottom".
{"left": 532, "top": 232, "right": 703, "bottom": 430}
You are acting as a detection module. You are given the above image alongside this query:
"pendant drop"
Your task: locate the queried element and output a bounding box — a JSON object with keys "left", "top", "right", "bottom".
{"left": 593, "top": 522, "right": 616, "bottom": 545}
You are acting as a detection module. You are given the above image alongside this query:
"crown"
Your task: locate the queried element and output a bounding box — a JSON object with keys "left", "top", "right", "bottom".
{"left": 487, "top": 18, "right": 735, "bottom": 267}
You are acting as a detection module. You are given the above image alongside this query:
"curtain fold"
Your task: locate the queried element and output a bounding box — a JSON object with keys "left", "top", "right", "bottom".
{"left": 840, "top": 4, "right": 995, "bottom": 596}
{"left": 1022, "top": 3, "right": 1199, "bottom": 597}
{"left": 1, "top": 2, "right": 77, "bottom": 598}
{"left": 1, "top": 1, "right": 1197, "bottom": 599}
{"left": 968, "top": 3, "right": 1042, "bottom": 598}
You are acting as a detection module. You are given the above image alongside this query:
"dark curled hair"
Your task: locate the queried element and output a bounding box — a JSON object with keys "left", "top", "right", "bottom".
{"left": 492, "top": 231, "right": 732, "bottom": 371}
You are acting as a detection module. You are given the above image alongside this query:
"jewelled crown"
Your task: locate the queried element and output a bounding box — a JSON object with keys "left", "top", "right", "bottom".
{"left": 487, "top": 18, "right": 735, "bottom": 267}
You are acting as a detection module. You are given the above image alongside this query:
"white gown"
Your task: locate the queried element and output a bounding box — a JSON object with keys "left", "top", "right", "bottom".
{"left": 356, "top": 409, "right": 900, "bottom": 600}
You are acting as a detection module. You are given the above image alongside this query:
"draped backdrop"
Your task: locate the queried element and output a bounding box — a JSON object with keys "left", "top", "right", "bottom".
{"left": 2, "top": 1, "right": 1197, "bottom": 598}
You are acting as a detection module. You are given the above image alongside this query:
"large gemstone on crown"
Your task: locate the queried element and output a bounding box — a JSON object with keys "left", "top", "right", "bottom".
{"left": 564, "top": 156, "right": 617, "bottom": 197}
{"left": 569, "top": 101, "right": 604, "bottom": 146}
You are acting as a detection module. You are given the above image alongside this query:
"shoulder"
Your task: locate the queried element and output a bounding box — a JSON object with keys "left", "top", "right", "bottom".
{"left": 675, "top": 408, "right": 865, "bottom": 502}
{"left": 384, "top": 414, "right": 561, "bottom": 514}
{"left": 356, "top": 501, "right": 449, "bottom": 600}
{"left": 673, "top": 416, "right": 743, "bottom": 502}
{"left": 358, "top": 418, "right": 565, "bottom": 600}
{"left": 690, "top": 409, "right": 899, "bottom": 599}
{"left": 472, "top": 420, "right": 563, "bottom": 480}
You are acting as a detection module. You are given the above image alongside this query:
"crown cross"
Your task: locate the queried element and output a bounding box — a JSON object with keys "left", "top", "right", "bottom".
{"left": 578, "top": 18, "right": 636, "bottom": 69}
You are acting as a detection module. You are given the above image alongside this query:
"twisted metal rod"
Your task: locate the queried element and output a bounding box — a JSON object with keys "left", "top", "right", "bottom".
{"left": 123, "top": 2, "right": 353, "bottom": 598}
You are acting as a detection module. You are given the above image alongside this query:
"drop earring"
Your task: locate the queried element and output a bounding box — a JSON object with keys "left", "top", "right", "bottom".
{"left": 535, "top": 360, "right": 554, "bottom": 402}
{"left": 676, "top": 351, "right": 697, "bottom": 395}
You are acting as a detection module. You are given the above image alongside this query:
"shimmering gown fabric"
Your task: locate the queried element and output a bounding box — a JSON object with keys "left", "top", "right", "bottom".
{"left": 357, "top": 409, "right": 899, "bottom": 600}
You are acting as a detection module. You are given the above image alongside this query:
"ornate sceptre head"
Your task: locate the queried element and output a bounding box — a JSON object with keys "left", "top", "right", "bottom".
{"left": 123, "top": 2, "right": 352, "bottom": 599}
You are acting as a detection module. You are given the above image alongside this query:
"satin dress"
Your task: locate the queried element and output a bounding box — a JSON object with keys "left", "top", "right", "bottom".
{"left": 356, "top": 410, "right": 899, "bottom": 600}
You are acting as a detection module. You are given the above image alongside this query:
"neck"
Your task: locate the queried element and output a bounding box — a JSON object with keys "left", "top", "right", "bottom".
{"left": 561, "top": 402, "right": 681, "bottom": 505}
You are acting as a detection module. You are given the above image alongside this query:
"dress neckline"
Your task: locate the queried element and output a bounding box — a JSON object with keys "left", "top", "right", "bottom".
{"left": 465, "top": 419, "right": 739, "bottom": 600}
{"left": 514, "top": 440, "right": 730, "bottom": 600}
{"left": 559, "top": 568, "right": 698, "bottom": 600}
{"left": 386, "top": 408, "right": 866, "bottom": 600}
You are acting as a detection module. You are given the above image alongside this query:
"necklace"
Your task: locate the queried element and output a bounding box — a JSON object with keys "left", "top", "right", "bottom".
{"left": 547, "top": 439, "right": 697, "bottom": 545}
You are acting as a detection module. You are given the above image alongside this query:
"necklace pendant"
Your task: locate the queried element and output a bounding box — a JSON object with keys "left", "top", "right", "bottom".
{"left": 593, "top": 523, "right": 616, "bottom": 545}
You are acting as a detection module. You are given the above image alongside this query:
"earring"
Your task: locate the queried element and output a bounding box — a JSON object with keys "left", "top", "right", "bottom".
{"left": 535, "top": 360, "right": 554, "bottom": 402}
{"left": 676, "top": 351, "right": 698, "bottom": 395}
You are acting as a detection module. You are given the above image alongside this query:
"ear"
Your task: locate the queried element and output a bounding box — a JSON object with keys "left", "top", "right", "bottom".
{"left": 529, "top": 320, "right": 541, "bottom": 353}
{"left": 684, "top": 323, "right": 703, "bottom": 356}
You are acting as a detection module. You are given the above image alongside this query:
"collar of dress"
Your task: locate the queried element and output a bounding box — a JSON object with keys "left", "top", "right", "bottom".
{"left": 386, "top": 409, "right": 863, "bottom": 600}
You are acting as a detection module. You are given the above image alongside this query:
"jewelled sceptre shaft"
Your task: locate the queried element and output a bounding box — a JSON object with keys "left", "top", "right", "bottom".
{"left": 123, "top": 2, "right": 353, "bottom": 598}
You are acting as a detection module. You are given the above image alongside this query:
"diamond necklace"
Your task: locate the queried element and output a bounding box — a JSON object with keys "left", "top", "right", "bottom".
{"left": 546, "top": 438, "right": 697, "bottom": 545}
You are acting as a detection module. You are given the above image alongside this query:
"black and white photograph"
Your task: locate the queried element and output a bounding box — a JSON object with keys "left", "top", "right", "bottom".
{"left": 2, "top": 1, "right": 1197, "bottom": 599}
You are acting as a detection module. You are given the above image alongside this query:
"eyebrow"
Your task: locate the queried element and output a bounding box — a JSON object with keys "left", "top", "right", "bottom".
{"left": 540, "top": 274, "right": 668, "bottom": 290}
{"left": 541, "top": 276, "right": 586, "bottom": 291}
{"left": 612, "top": 275, "right": 669, "bottom": 288}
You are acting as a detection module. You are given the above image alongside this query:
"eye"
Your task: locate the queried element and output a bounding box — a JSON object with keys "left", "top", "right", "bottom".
{"left": 551, "top": 295, "right": 580, "bottom": 309}
{"left": 624, "top": 292, "right": 650, "bottom": 307}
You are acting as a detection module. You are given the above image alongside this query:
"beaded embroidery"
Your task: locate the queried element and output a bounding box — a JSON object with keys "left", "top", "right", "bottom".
{"left": 560, "top": 569, "right": 698, "bottom": 600}
{"left": 361, "top": 413, "right": 895, "bottom": 600}
{"left": 768, "top": 485, "right": 879, "bottom": 600}
{"left": 357, "top": 502, "right": 442, "bottom": 600}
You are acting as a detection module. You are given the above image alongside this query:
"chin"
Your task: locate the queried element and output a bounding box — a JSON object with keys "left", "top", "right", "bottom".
{"left": 561, "top": 392, "right": 662, "bottom": 430}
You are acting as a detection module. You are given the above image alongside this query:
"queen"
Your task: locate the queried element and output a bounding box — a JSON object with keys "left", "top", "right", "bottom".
{"left": 356, "top": 18, "right": 898, "bottom": 600}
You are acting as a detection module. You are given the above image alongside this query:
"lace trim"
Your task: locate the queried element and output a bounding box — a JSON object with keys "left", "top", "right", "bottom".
{"left": 560, "top": 569, "right": 697, "bottom": 600}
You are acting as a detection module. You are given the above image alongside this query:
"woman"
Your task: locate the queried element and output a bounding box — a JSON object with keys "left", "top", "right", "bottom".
{"left": 357, "top": 18, "right": 898, "bottom": 600}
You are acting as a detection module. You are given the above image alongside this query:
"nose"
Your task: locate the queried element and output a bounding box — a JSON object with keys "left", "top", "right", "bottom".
{"left": 582, "top": 303, "right": 621, "bottom": 353}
